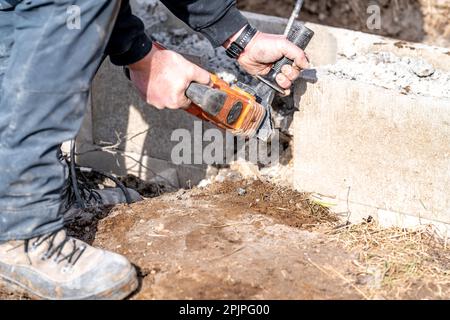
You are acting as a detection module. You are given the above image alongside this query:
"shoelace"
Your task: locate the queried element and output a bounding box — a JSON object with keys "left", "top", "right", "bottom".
{"left": 62, "top": 173, "right": 104, "bottom": 211}
{"left": 59, "top": 143, "right": 131, "bottom": 211}
{"left": 24, "top": 231, "right": 87, "bottom": 267}
{"left": 58, "top": 145, "right": 100, "bottom": 211}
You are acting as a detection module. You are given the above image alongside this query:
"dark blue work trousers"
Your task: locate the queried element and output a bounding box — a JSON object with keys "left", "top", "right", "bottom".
{"left": 0, "top": 0, "right": 121, "bottom": 240}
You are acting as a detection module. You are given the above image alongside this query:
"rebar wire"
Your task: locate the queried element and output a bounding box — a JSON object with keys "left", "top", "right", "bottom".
{"left": 284, "top": 0, "right": 305, "bottom": 36}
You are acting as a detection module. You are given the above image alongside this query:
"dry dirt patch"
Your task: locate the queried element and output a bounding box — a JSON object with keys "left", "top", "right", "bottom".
{"left": 90, "top": 181, "right": 361, "bottom": 299}
{"left": 1, "top": 180, "right": 449, "bottom": 299}
{"left": 192, "top": 180, "right": 338, "bottom": 229}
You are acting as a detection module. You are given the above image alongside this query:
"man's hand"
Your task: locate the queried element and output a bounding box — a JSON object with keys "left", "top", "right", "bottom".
{"left": 225, "top": 29, "right": 309, "bottom": 94}
{"left": 128, "top": 44, "right": 210, "bottom": 110}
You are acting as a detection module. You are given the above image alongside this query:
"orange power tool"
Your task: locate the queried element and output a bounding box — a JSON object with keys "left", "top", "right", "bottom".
{"left": 151, "top": 41, "right": 269, "bottom": 139}
{"left": 184, "top": 74, "right": 267, "bottom": 138}
{"left": 185, "top": 23, "right": 314, "bottom": 141}
{"left": 147, "top": 24, "right": 314, "bottom": 141}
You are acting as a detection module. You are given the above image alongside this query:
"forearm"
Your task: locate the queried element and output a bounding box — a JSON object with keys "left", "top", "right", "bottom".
{"left": 160, "top": 0, "right": 248, "bottom": 47}
{"left": 105, "top": 0, "right": 152, "bottom": 66}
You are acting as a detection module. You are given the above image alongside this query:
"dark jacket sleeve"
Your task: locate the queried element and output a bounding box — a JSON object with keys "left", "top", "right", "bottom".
{"left": 105, "top": 0, "right": 248, "bottom": 66}
{"left": 105, "top": 0, "right": 152, "bottom": 66}
{"left": 160, "top": 0, "right": 249, "bottom": 47}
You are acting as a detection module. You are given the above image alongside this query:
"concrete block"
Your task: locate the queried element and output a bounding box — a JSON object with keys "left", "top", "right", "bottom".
{"left": 292, "top": 74, "right": 450, "bottom": 233}
{"left": 76, "top": 144, "right": 206, "bottom": 189}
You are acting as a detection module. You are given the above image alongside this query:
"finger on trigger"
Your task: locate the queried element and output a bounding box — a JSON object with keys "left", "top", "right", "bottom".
{"left": 292, "top": 62, "right": 301, "bottom": 71}
{"left": 275, "top": 73, "right": 292, "bottom": 89}
{"left": 281, "top": 64, "right": 300, "bottom": 81}
{"left": 181, "top": 98, "right": 192, "bottom": 109}
{"left": 178, "top": 95, "right": 192, "bottom": 109}
{"left": 179, "top": 84, "right": 193, "bottom": 109}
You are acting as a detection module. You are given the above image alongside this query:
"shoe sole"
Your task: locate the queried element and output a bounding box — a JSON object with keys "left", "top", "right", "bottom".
{"left": 0, "top": 267, "right": 138, "bottom": 300}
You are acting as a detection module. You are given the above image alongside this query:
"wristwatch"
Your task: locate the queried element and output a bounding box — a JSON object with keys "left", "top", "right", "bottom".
{"left": 226, "top": 24, "right": 258, "bottom": 59}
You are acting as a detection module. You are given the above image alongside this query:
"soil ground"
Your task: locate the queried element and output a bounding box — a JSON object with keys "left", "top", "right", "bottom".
{"left": 238, "top": 0, "right": 450, "bottom": 47}
{"left": 1, "top": 180, "right": 448, "bottom": 300}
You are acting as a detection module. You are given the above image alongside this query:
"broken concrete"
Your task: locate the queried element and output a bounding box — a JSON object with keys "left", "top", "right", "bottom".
{"left": 324, "top": 51, "right": 450, "bottom": 98}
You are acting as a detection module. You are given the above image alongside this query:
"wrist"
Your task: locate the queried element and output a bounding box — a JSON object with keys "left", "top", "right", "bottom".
{"left": 224, "top": 24, "right": 258, "bottom": 59}
{"left": 129, "top": 47, "right": 153, "bottom": 71}
{"left": 223, "top": 25, "right": 247, "bottom": 49}
{"left": 129, "top": 41, "right": 167, "bottom": 72}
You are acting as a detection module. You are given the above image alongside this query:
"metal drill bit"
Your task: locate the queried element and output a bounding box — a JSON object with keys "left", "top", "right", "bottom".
{"left": 284, "top": 0, "right": 305, "bottom": 36}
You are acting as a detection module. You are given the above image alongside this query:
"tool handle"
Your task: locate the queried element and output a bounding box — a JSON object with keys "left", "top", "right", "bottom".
{"left": 257, "top": 23, "right": 314, "bottom": 94}
{"left": 272, "top": 23, "right": 314, "bottom": 74}
{"left": 186, "top": 83, "right": 227, "bottom": 117}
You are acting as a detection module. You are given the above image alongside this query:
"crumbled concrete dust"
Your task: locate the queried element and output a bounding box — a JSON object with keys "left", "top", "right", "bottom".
{"left": 324, "top": 51, "right": 450, "bottom": 98}
{"left": 132, "top": 0, "right": 450, "bottom": 139}
{"left": 2, "top": 1, "right": 449, "bottom": 301}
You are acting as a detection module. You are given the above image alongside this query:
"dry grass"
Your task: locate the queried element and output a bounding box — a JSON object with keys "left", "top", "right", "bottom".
{"left": 326, "top": 220, "right": 450, "bottom": 299}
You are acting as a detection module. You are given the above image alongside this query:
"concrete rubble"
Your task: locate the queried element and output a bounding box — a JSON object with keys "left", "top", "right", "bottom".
{"left": 324, "top": 51, "right": 450, "bottom": 98}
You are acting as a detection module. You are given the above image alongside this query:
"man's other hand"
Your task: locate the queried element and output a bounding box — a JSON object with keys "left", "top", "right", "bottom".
{"left": 128, "top": 44, "right": 210, "bottom": 110}
{"left": 226, "top": 29, "right": 310, "bottom": 94}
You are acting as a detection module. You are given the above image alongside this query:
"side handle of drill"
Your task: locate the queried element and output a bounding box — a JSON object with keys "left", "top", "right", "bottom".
{"left": 257, "top": 23, "right": 314, "bottom": 94}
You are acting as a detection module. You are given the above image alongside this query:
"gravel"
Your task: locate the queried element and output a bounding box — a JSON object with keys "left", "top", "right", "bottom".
{"left": 237, "top": 187, "right": 247, "bottom": 196}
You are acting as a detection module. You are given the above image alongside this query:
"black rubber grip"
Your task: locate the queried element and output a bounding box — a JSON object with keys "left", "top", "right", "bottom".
{"left": 271, "top": 23, "right": 314, "bottom": 74}
{"left": 186, "top": 83, "right": 227, "bottom": 116}
{"left": 258, "top": 23, "right": 314, "bottom": 93}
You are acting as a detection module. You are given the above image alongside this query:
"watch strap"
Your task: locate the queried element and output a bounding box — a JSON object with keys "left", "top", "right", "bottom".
{"left": 226, "top": 24, "right": 258, "bottom": 59}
